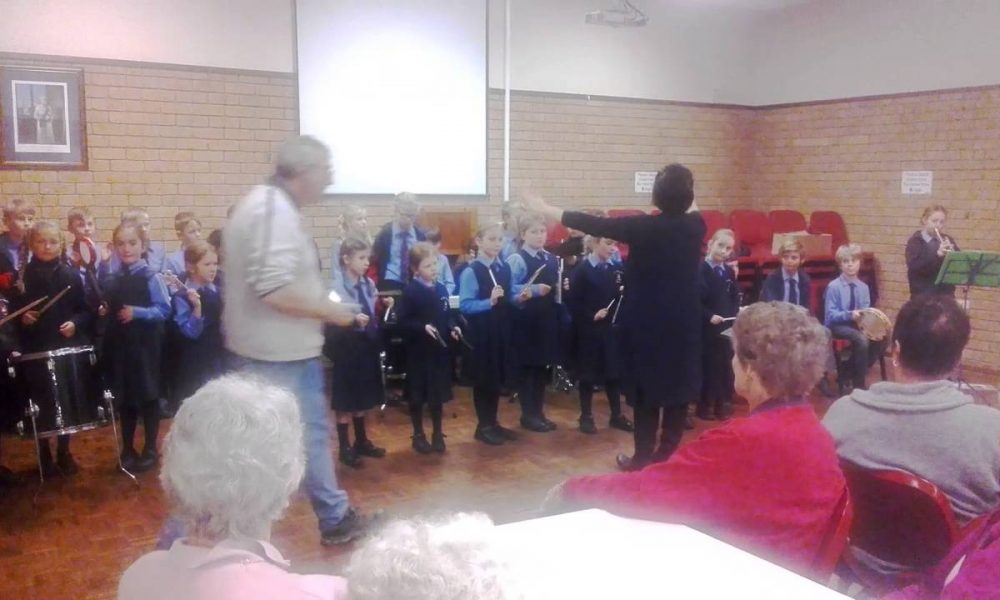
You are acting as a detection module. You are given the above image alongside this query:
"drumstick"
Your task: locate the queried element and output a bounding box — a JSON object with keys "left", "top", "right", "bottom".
{"left": 428, "top": 326, "right": 449, "bottom": 348}
{"left": 525, "top": 264, "right": 546, "bottom": 287}
{"left": 604, "top": 297, "right": 616, "bottom": 311}
{"left": 0, "top": 296, "right": 48, "bottom": 327}
{"left": 487, "top": 264, "right": 499, "bottom": 288}
{"left": 36, "top": 286, "right": 71, "bottom": 316}
{"left": 721, "top": 316, "right": 737, "bottom": 322}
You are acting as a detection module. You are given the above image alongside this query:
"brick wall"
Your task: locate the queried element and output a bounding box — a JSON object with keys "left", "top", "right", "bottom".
{"left": 751, "top": 88, "right": 1000, "bottom": 374}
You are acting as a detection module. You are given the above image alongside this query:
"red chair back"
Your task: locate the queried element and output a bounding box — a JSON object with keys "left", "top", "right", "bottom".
{"left": 699, "top": 210, "right": 728, "bottom": 245}
{"left": 811, "top": 488, "right": 854, "bottom": 581}
{"left": 729, "top": 209, "right": 773, "bottom": 257}
{"left": 809, "top": 211, "right": 849, "bottom": 249}
{"left": 546, "top": 221, "right": 569, "bottom": 247}
{"left": 607, "top": 208, "right": 645, "bottom": 219}
{"left": 841, "top": 462, "right": 961, "bottom": 571}
{"left": 768, "top": 209, "right": 808, "bottom": 233}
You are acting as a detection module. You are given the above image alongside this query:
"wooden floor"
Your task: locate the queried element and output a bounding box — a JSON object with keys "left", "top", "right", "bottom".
{"left": 5, "top": 359, "right": 987, "bottom": 599}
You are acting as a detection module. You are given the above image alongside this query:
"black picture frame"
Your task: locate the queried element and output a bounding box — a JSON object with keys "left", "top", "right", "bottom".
{"left": 0, "top": 66, "right": 87, "bottom": 170}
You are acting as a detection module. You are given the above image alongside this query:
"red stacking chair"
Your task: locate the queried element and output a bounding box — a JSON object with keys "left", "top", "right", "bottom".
{"left": 729, "top": 209, "right": 774, "bottom": 258}
{"left": 649, "top": 208, "right": 661, "bottom": 216}
{"left": 840, "top": 462, "right": 962, "bottom": 595}
{"left": 699, "top": 210, "right": 727, "bottom": 247}
{"left": 546, "top": 221, "right": 569, "bottom": 248}
{"left": 810, "top": 488, "right": 854, "bottom": 583}
{"left": 809, "top": 211, "right": 849, "bottom": 250}
{"left": 607, "top": 208, "right": 645, "bottom": 218}
{"left": 769, "top": 209, "right": 808, "bottom": 234}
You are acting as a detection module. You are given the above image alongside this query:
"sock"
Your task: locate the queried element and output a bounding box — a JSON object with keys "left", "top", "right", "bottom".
{"left": 336, "top": 423, "right": 351, "bottom": 453}
{"left": 409, "top": 403, "right": 425, "bottom": 436}
{"left": 121, "top": 407, "right": 138, "bottom": 454}
{"left": 579, "top": 381, "right": 594, "bottom": 418}
{"left": 606, "top": 381, "right": 622, "bottom": 417}
{"left": 430, "top": 405, "right": 443, "bottom": 436}
{"left": 352, "top": 416, "right": 368, "bottom": 445}
{"left": 141, "top": 401, "right": 160, "bottom": 455}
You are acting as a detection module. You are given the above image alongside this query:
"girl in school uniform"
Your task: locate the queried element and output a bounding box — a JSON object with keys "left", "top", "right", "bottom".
{"left": 101, "top": 221, "right": 171, "bottom": 473}
{"left": 329, "top": 204, "right": 371, "bottom": 291}
{"left": 398, "top": 242, "right": 461, "bottom": 454}
{"left": 459, "top": 223, "right": 519, "bottom": 446}
{"left": 698, "top": 228, "right": 740, "bottom": 421}
{"left": 169, "top": 241, "right": 223, "bottom": 403}
{"left": 905, "top": 204, "right": 960, "bottom": 299}
{"left": 325, "top": 237, "right": 390, "bottom": 468}
{"left": 15, "top": 221, "right": 94, "bottom": 475}
{"left": 565, "top": 235, "right": 634, "bottom": 435}
{"left": 507, "top": 212, "right": 560, "bottom": 432}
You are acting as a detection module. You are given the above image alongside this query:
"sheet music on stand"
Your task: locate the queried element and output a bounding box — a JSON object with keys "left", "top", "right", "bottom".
{"left": 934, "top": 250, "right": 1000, "bottom": 397}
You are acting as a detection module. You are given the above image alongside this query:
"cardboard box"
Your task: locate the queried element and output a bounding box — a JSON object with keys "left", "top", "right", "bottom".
{"left": 771, "top": 231, "right": 833, "bottom": 257}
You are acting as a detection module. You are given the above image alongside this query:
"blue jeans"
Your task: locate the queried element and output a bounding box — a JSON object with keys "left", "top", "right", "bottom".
{"left": 228, "top": 354, "right": 351, "bottom": 531}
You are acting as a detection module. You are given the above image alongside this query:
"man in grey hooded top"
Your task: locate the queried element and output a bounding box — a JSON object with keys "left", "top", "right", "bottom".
{"left": 823, "top": 294, "right": 1000, "bottom": 525}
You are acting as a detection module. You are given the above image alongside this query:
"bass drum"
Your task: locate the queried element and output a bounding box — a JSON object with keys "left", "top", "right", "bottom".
{"left": 9, "top": 346, "right": 111, "bottom": 439}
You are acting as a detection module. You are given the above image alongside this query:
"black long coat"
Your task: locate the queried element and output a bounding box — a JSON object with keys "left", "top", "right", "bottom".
{"left": 562, "top": 211, "right": 705, "bottom": 408}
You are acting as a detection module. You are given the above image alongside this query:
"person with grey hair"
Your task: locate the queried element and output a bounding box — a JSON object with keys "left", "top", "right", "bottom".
{"left": 347, "top": 513, "right": 517, "bottom": 600}
{"left": 223, "top": 135, "right": 377, "bottom": 545}
{"left": 545, "top": 302, "right": 847, "bottom": 575}
{"left": 118, "top": 375, "right": 348, "bottom": 599}
{"left": 372, "top": 191, "right": 426, "bottom": 293}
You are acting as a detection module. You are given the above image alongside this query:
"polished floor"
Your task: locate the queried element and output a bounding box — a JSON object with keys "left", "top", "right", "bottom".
{"left": 0, "top": 381, "right": 738, "bottom": 599}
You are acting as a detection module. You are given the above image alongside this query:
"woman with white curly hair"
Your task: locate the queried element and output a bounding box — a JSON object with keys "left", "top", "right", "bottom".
{"left": 347, "top": 512, "right": 518, "bottom": 600}
{"left": 544, "top": 302, "right": 848, "bottom": 576}
{"left": 118, "top": 375, "right": 347, "bottom": 599}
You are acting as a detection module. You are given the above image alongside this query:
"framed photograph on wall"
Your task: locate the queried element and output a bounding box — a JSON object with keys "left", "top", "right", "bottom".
{"left": 0, "top": 66, "right": 87, "bottom": 170}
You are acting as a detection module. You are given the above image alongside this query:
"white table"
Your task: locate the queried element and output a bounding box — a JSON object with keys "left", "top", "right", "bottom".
{"left": 496, "top": 509, "right": 848, "bottom": 599}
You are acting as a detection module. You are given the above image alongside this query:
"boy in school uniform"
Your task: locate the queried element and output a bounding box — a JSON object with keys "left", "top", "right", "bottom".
{"left": 760, "top": 240, "right": 811, "bottom": 307}
{"left": 507, "top": 213, "right": 560, "bottom": 432}
{"left": 163, "top": 211, "right": 203, "bottom": 279}
{"left": 0, "top": 198, "right": 36, "bottom": 293}
{"left": 824, "top": 243, "right": 887, "bottom": 391}
{"left": 425, "top": 228, "right": 455, "bottom": 295}
{"left": 372, "top": 192, "right": 425, "bottom": 293}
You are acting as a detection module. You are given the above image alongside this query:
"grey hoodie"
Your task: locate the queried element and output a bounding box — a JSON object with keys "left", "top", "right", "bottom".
{"left": 822, "top": 380, "right": 1000, "bottom": 524}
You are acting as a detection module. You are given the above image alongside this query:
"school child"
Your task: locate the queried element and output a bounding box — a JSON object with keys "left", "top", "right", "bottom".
{"left": 326, "top": 237, "right": 390, "bottom": 468}
{"left": 329, "top": 204, "right": 371, "bottom": 291}
{"left": 565, "top": 235, "right": 634, "bottom": 434}
{"left": 100, "top": 221, "right": 171, "bottom": 473}
{"left": 101, "top": 208, "right": 166, "bottom": 275}
{"left": 163, "top": 211, "right": 203, "bottom": 279}
{"left": 507, "top": 213, "right": 560, "bottom": 432}
{"left": 760, "top": 239, "right": 811, "bottom": 307}
{"left": 15, "top": 221, "right": 93, "bottom": 475}
{"left": 459, "top": 223, "right": 519, "bottom": 446}
{"left": 170, "top": 241, "right": 223, "bottom": 403}
{"left": 824, "top": 243, "right": 887, "bottom": 391}
{"left": 698, "top": 229, "right": 740, "bottom": 421}
{"left": 0, "top": 198, "right": 36, "bottom": 293}
{"left": 398, "top": 242, "right": 461, "bottom": 454}
{"left": 424, "top": 228, "right": 455, "bottom": 295}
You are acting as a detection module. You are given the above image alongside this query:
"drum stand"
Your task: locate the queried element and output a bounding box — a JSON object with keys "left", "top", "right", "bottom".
{"left": 103, "top": 390, "right": 139, "bottom": 487}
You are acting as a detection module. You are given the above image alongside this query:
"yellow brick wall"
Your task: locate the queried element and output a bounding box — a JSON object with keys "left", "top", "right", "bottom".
{"left": 751, "top": 88, "right": 1000, "bottom": 374}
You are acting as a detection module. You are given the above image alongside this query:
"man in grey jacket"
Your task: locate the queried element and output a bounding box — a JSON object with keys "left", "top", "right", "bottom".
{"left": 224, "top": 135, "right": 376, "bottom": 545}
{"left": 823, "top": 294, "right": 1000, "bottom": 525}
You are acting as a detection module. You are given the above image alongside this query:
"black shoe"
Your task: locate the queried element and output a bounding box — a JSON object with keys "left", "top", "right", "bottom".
{"left": 133, "top": 449, "right": 158, "bottom": 473}
{"left": 474, "top": 425, "right": 505, "bottom": 446}
{"left": 119, "top": 449, "right": 139, "bottom": 472}
{"left": 495, "top": 425, "right": 518, "bottom": 441}
{"left": 354, "top": 439, "right": 387, "bottom": 459}
{"left": 411, "top": 433, "right": 433, "bottom": 455}
{"left": 0, "top": 466, "right": 21, "bottom": 487}
{"left": 520, "top": 416, "right": 550, "bottom": 432}
{"left": 615, "top": 453, "right": 649, "bottom": 472}
{"left": 540, "top": 416, "right": 557, "bottom": 431}
{"left": 431, "top": 432, "right": 446, "bottom": 453}
{"left": 339, "top": 447, "right": 363, "bottom": 468}
{"left": 695, "top": 408, "right": 716, "bottom": 421}
{"left": 715, "top": 404, "right": 734, "bottom": 422}
{"left": 684, "top": 414, "right": 695, "bottom": 430}
{"left": 608, "top": 414, "right": 634, "bottom": 432}
{"left": 56, "top": 451, "right": 79, "bottom": 476}
{"left": 579, "top": 416, "right": 597, "bottom": 434}
{"left": 320, "top": 508, "right": 382, "bottom": 546}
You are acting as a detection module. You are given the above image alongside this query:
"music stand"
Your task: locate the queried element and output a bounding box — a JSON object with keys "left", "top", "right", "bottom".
{"left": 934, "top": 250, "right": 1000, "bottom": 393}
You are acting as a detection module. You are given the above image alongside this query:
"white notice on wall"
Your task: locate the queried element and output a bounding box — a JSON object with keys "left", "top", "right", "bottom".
{"left": 634, "top": 171, "right": 657, "bottom": 193}
{"left": 901, "top": 171, "right": 933, "bottom": 195}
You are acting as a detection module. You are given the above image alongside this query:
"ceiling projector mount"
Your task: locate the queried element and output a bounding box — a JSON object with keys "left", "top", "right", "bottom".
{"left": 585, "top": 1, "right": 649, "bottom": 27}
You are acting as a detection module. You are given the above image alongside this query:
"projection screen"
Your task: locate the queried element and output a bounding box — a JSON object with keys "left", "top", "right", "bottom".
{"left": 296, "top": 0, "right": 488, "bottom": 195}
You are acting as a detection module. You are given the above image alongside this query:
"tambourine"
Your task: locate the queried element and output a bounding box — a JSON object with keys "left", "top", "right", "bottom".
{"left": 857, "top": 308, "right": 892, "bottom": 341}
{"left": 73, "top": 237, "right": 98, "bottom": 268}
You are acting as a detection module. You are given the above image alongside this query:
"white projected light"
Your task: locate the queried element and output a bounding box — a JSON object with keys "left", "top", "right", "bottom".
{"left": 297, "top": 0, "right": 487, "bottom": 195}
